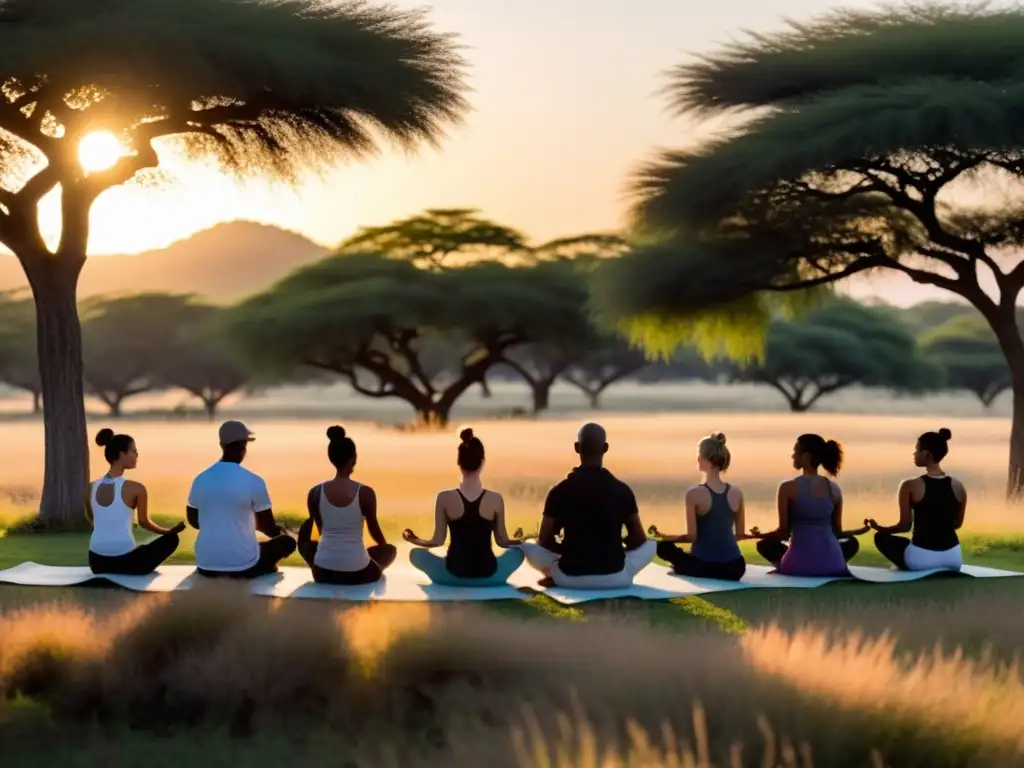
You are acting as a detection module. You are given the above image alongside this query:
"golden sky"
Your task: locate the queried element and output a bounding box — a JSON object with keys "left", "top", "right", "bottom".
{"left": 29, "top": 0, "right": 978, "bottom": 305}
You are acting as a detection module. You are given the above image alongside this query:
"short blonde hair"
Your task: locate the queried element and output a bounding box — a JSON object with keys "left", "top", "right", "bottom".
{"left": 698, "top": 432, "right": 730, "bottom": 471}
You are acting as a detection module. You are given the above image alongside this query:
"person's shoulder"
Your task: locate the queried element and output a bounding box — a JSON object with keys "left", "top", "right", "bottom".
{"left": 948, "top": 475, "right": 966, "bottom": 493}
{"left": 123, "top": 478, "right": 147, "bottom": 494}
{"left": 359, "top": 483, "right": 376, "bottom": 500}
{"left": 684, "top": 484, "right": 709, "bottom": 500}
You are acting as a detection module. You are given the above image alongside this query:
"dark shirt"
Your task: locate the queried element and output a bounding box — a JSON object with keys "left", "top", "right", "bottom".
{"left": 543, "top": 466, "right": 637, "bottom": 576}
{"left": 912, "top": 475, "right": 960, "bottom": 551}
{"left": 446, "top": 490, "right": 498, "bottom": 578}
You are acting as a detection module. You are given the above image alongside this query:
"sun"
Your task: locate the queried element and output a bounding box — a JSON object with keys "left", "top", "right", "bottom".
{"left": 78, "top": 131, "right": 125, "bottom": 173}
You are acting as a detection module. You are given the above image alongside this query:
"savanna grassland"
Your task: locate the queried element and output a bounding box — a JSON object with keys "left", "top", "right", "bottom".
{"left": 2, "top": 382, "right": 1024, "bottom": 767}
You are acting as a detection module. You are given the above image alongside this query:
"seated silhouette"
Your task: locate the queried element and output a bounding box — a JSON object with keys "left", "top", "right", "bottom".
{"left": 868, "top": 428, "right": 965, "bottom": 572}
{"left": 298, "top": 426, "right": 397, "bottom": 585}
{"left": 520, "top": 423, "right": 656, "bottom": 589}
{"left": 751, "top": 434, "right": 866, "bottom": 577}
{"left": 88, "top": 428, "right": 184, "bottom": 576}
{"left": 405, "top": 428, "right": 525, "bottom": 586}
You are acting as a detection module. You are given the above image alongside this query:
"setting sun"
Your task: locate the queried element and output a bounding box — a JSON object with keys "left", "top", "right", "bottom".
{"left": 78, "top": 131, "right": 124, "bottom": 173}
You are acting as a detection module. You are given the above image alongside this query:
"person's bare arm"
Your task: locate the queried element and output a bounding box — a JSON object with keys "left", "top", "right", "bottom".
{"left": 307, "top": 486, "right": 322, "bottom": 532}
{"left": 868, "top": 479, "right": 914, "bottom": 534}
{"left": 493, "top": 495, "right": 523, "bottom": 548}
{"left": 536, "top": 516, "right": 563, "bottom": 553}
{"left": 131, "top": 482, "right": 180, "bottom": 535}
{"left": 85, "top": 484, "right": 94, "bottom": 527}
{"left": 254, "top": 509, "right": 284, "bottom": 538}
{"left": 652, "top": 487, "right": 700, "bottom": 543}
{"left": 953, "top": 479, "right": 967, "bottom": 530}
{"left": 361, "top": 486, "right": 388, "bottom": 546}
{"left": 186, "top": 506, "right": 199, "bottom": 530}
{"left": 403, "top": 493, "right": 447, "bottom": 547}
{"left": 733, "top": 488, "right": 749, "bottom": 541}
{"left": 751, "top": 482, "right": 790, "bottom": 539}
{"left": 621, "top": 486, "right": 648, "bottom": 551}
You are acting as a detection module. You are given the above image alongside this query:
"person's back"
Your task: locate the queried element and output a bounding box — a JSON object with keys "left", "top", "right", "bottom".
{"left": 691, "top": 484, "right": 743, "bottom": 563}
{"left": 89, "top": 476, "right": 136, "bottom": 557}
{"left": 781, "top": 476, "right": 845, "bottom": 575}
{"left": 191, "top": 461, "right": 267, "bottom": 572}
{"left": 445, "top": 489, "right": 498, "bottom": 578}
{"left": 314, "top": 481, "right": 371, "bottom": 572}
{"left": 911, "top": 476, "right": 960, "bottom": 551}
{"left": 551, "top": 467, "right": 631, "bottom": 575}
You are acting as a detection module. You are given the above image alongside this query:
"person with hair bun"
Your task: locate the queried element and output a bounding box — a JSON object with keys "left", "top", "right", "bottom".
{"left": 297, "top": 426, "right": 397, "bottom": 585}
{"left": 87, "top": 428, "right": 185, "bottom": 575}
{"left": 867, "top": 428, "right": 966, "bottom": 571}
{"left": 649, "top": 433, "right": 748, "bottom": 581}
{"left": 750, "top": 433, "right": 867, "bottom": 577}
{"left": 404, "top": 427, "right": 526, "bottom": 586}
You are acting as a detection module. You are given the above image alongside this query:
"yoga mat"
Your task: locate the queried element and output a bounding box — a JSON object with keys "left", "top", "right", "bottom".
{"left": 0, "top": 561, "right": 533, "bottom": 602}
{"left": 847, "top": 563, "right": 1024, "bottom": 583}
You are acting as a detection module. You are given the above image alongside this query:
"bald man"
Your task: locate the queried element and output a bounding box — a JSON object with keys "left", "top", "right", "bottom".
{"left": 520, "top": 423, "right": 656, "bottom": 588}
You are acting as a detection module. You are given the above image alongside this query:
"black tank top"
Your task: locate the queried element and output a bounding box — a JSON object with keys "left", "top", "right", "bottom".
{"left": 444, "top": 490, "right": 498, "bottom": 578}
{"left": 911, "top": 475, "right": 960, "bottom": 551}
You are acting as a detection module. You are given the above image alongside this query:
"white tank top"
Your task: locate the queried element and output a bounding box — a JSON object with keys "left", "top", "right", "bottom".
{"left": 88, "top": 477, "right": 136, "bottom": 557}
{"left": 313, "top": 482, "right": 371, "bottom": 572}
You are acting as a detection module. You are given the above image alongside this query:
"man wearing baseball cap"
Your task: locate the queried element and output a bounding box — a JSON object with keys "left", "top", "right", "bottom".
{"left": 185, "top": 420, "right": 296, "bottom": 578}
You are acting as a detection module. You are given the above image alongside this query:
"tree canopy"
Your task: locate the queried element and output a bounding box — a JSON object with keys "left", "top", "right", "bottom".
{"left": 922, "top": 314, "right": 1011, "bottom": 408}
{"left": 732, "top": 300, "right": 937, "bottom": 411}
{"left": 0, "top": 0, "right": 469, "bottom": 527}
{"left": 225, "top": 252, "right": 582, "bottom": 425}
{"left": 599, "top": 2, "right": 1024, "bottom": 494}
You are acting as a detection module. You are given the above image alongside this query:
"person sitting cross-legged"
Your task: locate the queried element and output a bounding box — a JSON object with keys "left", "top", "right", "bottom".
{"left": 520, "top": 423, "right": 657, "bottom": 589}
{"left": 297, "top": 425, "right": 397, "bottom": 585}
{"left": 187, "top": 420, "right": 297, "bottom": 579}
{"left": 404, "top": 428, "right": 526, "bottom": 586}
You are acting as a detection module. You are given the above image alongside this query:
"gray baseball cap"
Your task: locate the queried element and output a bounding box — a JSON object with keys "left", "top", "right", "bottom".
{"left": 218, "top": 420, "right": 255, "bottom": 445}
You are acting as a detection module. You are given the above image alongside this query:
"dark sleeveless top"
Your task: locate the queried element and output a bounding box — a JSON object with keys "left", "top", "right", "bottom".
{"left": 445, "top": 490, "right": 498, "bottom": 578}
{"left": 912, "top": 475, "right": 960, "bottom": 551}
{"left": 691, "top": 484, "right": 743, "bottom": 563}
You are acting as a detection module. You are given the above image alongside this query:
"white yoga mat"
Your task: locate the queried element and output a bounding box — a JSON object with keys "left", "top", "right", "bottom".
{"left": 0, "top": 561, "right": 533, "bottom": 602}
{"left": 847, "top": 563, "right": 1023, "bottom": 583}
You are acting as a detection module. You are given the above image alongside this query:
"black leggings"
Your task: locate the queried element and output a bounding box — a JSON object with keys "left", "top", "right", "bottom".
{"left": 297, "top": 519, "right": 397, "bottom": 585}
{"left": 874, "top": 531, "right": 911, "bottom": 570}
{"left": 756, "top": 534, "right": 860, "bottom": 565}
{"left": 656, "top": 541, "right": 746, "bottom": 581}
{"left": 89, "top": 531, "right": 180, "bottom": 576}
{"left": 197, "top": 535, "right": 297, "bottom": 580}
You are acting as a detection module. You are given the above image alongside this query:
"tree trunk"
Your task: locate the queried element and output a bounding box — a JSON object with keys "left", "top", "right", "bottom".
{"left": 105, "top": 397, "right": 123, "bottom": 417}
{"left": 204, "top": 398, "right": 219, "bottom": 420}
{"left": 531, "top": 380, "right": 553, "bottom": 413}
{"left": 31, "top": 390, "right": 41, "bottom": 415}
{"left": 26, "top": 259, "right": 89, "bottom": 529}
{"left": 478, "top": 376, "right": 492, "bottom": 399}
{"left": 984, "top": 306, "right": 1024, "bottom": 498}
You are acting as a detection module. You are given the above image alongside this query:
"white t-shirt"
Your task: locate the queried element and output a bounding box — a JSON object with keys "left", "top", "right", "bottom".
{"left": 187, "top": 461, "right": 272, "bottom": 572}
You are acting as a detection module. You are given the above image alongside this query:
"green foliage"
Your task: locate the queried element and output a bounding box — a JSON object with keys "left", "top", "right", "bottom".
{"left": 0, "top": 0, "right": 469, "bottom": 183}
{"left": 338, "top": 209, "right": 527, "bottom": 268}
{"left": 81, "top": 293, "right": 200, "bottom": 415}
{"left": 226, "top": 252, "right": 583, "bottom": 424}
{"left": 921, "top": 314, "right": 1011, "bottom": 407}
{"left": 0, "top": 293, "right": 40, "bottom": 410}
{"left": 733, "top": 299, "right": 939, "bottom": 411}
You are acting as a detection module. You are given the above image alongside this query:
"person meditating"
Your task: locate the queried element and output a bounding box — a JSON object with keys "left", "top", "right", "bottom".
{"left": 520, "top": 423, "right": 656, "bottom": 588}
{"left": 187, "top": 420, "right": 297, "bottom": 579}
{"left": 297, "top": 426, "right": 397, "bottom": 584}
{"left": 404, "top": 428, "right": 526, "bottom": 586}
{"left": 88, "top": 428, "right": 185, "bottom": 575}
{"left": 751, "top": 434, "right": 867, "bottom": 577}
{"left": 867, "top": 428, "right": 965, "bottom": 571}
{"left": 649, "top": 432, "right": 747, "bottom": 581}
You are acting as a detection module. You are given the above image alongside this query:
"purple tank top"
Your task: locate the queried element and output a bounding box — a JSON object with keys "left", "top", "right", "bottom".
{"left": 778, "top": 476, "right": 847, "bottom": 577}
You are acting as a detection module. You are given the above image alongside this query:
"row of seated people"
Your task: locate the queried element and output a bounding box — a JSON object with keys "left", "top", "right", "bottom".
{"left": 85, "top": 419, "right": 966, "bottom": 586}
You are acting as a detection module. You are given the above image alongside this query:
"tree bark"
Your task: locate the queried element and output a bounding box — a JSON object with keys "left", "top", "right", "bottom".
{"left": 31, "top": 390, "right": 41, "bottom": 415}
{"left": 25, "top": 256, "right": 89, "bottom": 529}
{"left": 532, "top": 381, "right": 553, "bottom": 413}
{"left": 983, "top": 306, "right": 1024, "bottom": 498}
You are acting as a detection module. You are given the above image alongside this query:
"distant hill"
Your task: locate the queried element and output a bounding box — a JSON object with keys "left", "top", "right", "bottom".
{"left": 0, "top": 221, "right": 330, "bottom": 302}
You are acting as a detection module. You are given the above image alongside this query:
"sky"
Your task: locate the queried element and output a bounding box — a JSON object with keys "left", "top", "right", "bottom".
{"left": 37, "top": 0, "right": 963, "bottom": 304}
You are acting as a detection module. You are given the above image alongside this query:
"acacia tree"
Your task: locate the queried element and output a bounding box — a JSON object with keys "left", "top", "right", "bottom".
{"left": 0, "top": 295, "right": 41, "bottom": 412}
{"left": 226, "top": 253, "right": 581, "bottom": 426}
{"left": 732, "top": 300, "right": 935, "bottom": 411}
{"left": 922, "top": 314, "right": 1011, "bottom": 408}
{"left": 561, "top": 338, "right": 648, "bottom": 409}
{"left": 599, "top": 4, "right": 1024, "bottom": 496}
{"left": 0, "top": 0, "right": 466, "bottom": 526}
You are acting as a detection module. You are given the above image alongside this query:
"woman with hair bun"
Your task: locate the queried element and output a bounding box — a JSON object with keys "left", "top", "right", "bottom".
{"left": 404, "top": 427, "right": 526, "bottom": 586}
{"left": 297, "top": 426, "right": 397, "bottom": 585}
{"left": 88, "top": 428, "right": 185, "bottom": 575}
{"left": 750, "top": 433, "right": 867, "bottom": 576}
{"left": 649, "top": 433, "right": 748, "bottom": 581}
{"left": 867, "top": 428, "right": 965, "bottom": 571}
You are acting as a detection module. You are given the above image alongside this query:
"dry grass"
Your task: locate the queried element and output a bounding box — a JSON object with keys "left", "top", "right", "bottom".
{"left": 3, "top": 584, "right": 1024, "bottom": 766}
{"left": 0, "top": 409, "right": 1018, "bottom": 540}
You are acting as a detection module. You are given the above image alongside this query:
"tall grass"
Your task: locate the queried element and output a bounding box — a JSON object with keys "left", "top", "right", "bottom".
{"left": 2, "top": 584, "right": 1024, "bottom": 766}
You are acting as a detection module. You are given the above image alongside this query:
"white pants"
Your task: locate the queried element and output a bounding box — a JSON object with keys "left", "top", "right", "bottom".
{"left": 905, "top": 543, "right": 962, "bottom": 571}
{"left": 519, "top": 540, "right": 657, "bottom": 589}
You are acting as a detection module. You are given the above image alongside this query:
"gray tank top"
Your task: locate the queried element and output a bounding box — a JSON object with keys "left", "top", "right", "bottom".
{"left": 690, "top": 484, "right": 743, "bottom": 563}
